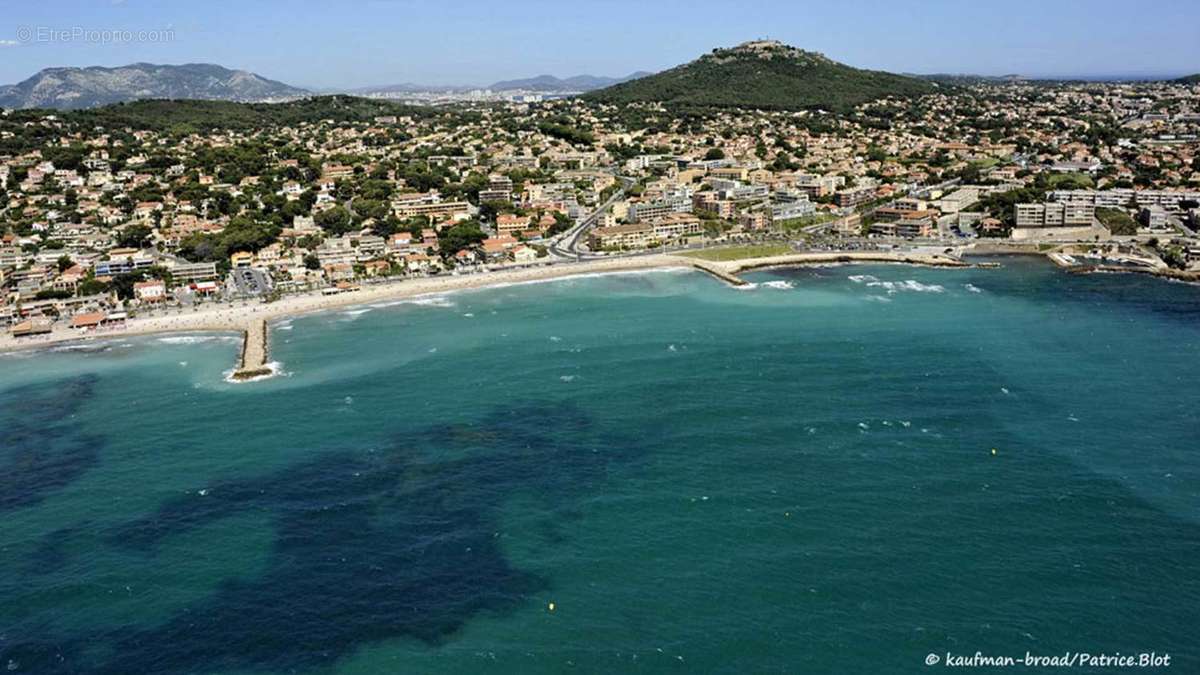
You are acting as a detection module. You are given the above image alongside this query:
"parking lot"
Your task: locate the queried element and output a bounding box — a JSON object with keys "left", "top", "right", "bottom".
{"left": 228, "top": 268, "right": 273, "bottom": 297}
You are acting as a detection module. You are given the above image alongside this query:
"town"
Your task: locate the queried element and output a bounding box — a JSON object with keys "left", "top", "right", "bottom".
{"left": 2, "top": 72, "right": 1199, "bottom": 340}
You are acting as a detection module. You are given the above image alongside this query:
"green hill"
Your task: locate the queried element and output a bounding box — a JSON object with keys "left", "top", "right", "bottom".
{"left": 59, "top": 96, "right": 440, "bottom": 132}
{"left": 584, "top": 40, "right": 936, "bottom": 112}
{"left": 1174, "top": 74, "right": 1200, "bottom": 84}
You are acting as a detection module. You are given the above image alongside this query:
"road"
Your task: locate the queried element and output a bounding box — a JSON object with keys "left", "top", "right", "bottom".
{"left": 547, "top": 176, "right": 635, "bottom": 259}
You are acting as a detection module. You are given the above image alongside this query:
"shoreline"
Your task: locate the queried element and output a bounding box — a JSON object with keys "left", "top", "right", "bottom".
{"left": 0, "top": 250, "right": 994, "bottom": 358}
{"left": 0, "top": 255, "right": 692, "bottom": 356}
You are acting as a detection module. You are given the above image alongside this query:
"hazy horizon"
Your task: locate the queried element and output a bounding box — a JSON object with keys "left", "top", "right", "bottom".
{"left": 1, "top": 0, "right": 1197, "bottom": 89}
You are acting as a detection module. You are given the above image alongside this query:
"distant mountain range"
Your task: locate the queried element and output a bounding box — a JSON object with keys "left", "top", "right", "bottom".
{"left": 912, "top": 73, "right": 1028, "bottom": 85}
{"left": 346, "top": 72, "right": 654, "bottom": 95}
{"left": 583, "top": 40, "right": 936, "bottom": 111}
{"left": 0, "top": 63, "right": 309, "bottom": 110}
{"left": 1174, "top": 74, "right": 1200, "bottom": 84}
{"left": 488, "top": 72, "right": 652, "bottom": 92}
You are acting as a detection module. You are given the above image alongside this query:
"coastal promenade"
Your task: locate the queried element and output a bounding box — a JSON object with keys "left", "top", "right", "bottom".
{"left": 0, "top": 250, "right": 977, "bottom": 373}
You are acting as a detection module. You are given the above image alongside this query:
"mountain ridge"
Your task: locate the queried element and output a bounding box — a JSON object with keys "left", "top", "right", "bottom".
{"left": 0, "top": 63, "right": 309, "bottom": 110}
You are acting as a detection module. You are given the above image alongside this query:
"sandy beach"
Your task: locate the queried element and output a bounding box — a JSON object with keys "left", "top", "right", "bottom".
{"left": 0, "top": 250, "right": 972, "bottom": 356}
{"left": 0, "top": 255, "right": 692, "bottom": 355}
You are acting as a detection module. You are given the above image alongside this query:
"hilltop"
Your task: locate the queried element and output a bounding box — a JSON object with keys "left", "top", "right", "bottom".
{"left": 0, "top": 63, "right": 308, "bottom": 110}
{"left": 583, "top": 40, "right": 936, "bottom": 111}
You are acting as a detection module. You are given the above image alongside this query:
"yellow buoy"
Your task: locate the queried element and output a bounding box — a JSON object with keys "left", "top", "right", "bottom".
{"left": 991, "top": 448, "right": 998, "bottom": 455}
{"left": 548, "top": 602, "right": 555, "bottom": 612}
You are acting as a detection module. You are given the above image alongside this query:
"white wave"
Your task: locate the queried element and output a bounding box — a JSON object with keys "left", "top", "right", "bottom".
{"left": 849, "top": 274, "right": 879, "bottom": 284}
{"left": 482, "top": 267, "right": 689, "bottom": 292}
{"left": 734, "top": 282, "right": 759, "bottom": 290}
{"left": 48, "top": 343, "right": 110, "bottom": 353}
{"left": 368, "top": 295, "right": 456, "bottom": 309}
{"left": 559, "top": 375, "right": 576, "bottom": 382}
{"left": 222, "top": 360, "right": 288, "bottom": 384}
{"left": 463, "top": 312, "right": 474, "bottom": 318}
{"left": 158, "top": 335, "right": 239, "bottom": 345}
{"left": 760, "top": 280, "right": 795, "bottom": 290}
{"left": 0, "top": 351, "right": 36, "bottom": 360}
{"left": 408, "top": 296, "right": 456, "bottom": 308}
{"left": 341, "top": 308, "right": 372, "bottom": 319}
{"left": 865, "top": 279, "right": 945, "bottom": 293}
{"left": 549, "top": 336, "right": 562, "bottom": 342}
{"left": 964, "top": 283, "right": 983, "bottom": 293}
{"left": 864, "top": 295, "right": 893, "bottom": 303}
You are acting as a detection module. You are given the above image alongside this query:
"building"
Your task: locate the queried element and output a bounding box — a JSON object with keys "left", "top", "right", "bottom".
{"left": 168, "top": 261, "right": 219, "bottom": 283}
{"left": 771, "top": 200, "right": 816, "bottom": 222}
{"left": 1015, "top": 202, "right": 1094, "bottom": 228}
{"left": 1139, "top": 206, "right": 1169, "bottom": 230}
{"left": 478, "top": 174, "right": 514, "bottom": 203}
{"left": 496, "top": 214, "right": 533, "bottom": 237}
{"left": 590, "top": 214, "right": 702, "bottom": 249}
{"left": 93, "top": 250, "right": 156, "bottom": 277}
{"left": 133, "top": 280, "right": 167, "bottom": 303}
{"left": 627, "top": 195, "right": 693, "bottom": 223}
{"left": 835, "top": 186, "right": 876, "bottom": 209}
{"left": 1051, "top": 189, "right": 1200, "bottom": 212}
{"left": 933, "top": 188, "right": 980, "bottom": 214}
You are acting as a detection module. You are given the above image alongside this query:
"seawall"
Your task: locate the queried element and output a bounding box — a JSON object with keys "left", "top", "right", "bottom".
{"left": 231, "top": 318, "right": 271, "bottom": 381}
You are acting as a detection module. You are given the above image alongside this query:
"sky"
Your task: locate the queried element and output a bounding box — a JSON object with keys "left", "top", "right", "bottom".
{"left": 1, "top": 0, "right": 1197, "bottom": 89}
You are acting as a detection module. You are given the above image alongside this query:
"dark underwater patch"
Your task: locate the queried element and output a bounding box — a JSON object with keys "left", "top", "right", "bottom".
{"left": 0, "top": 374, "right": 103, "bottom": 513}
{"left": 1, "top": 401, "right": 638, "bottom": 674}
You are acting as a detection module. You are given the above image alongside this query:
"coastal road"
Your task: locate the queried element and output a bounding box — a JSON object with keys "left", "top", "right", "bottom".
{"left": 547, "top": 176, "right": 635, "bottom": 259}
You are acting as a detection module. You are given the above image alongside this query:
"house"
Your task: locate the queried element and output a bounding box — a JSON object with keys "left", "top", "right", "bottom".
{"left": 230, "top": 251, "right": 254, "bottom": 268}
{"left": 405, "top": 253, "right": 435, "bottom": 273}
{"left": 496, "top": 214, "right": 532, "bottom": 237}
{"left": 191, "top": 281, "right": 220, "bottom": 296}
{"left": 324, "top": 263, "right": 355, "bottom": 282}
{"left": 10, "top": 318, "right": 53, "bottom": 338}
{"left": 361, "top": 260, "right": 391, "bottom": 277}
{"left": 71, "top": 312, "right": 106, "bottom": 331}
{"left": 512, "top": 245, "right": 539, "bottom": 263}
{"left": 134, "top": 279, "right": 167, "bottom": 303}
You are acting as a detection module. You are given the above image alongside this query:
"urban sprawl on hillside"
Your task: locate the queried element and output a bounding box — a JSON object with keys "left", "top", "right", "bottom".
{"left": 2, "top": 76, "right": 1200, "bottom": 338}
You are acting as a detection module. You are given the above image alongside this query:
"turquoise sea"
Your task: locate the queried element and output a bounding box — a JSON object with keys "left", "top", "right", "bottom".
{"left": 1, "top": 257, "right": 1198, "bottom": 674}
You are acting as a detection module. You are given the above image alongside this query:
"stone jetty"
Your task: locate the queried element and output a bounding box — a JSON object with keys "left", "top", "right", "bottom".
{"left": 230, "top": 318, "right": 272, "bottom": 381}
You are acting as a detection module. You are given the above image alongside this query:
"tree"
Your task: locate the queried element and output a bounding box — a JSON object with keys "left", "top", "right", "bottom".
{"left": 116, "top": 224, "right": 153, "bottom": 249}
{"left": 315, "top": 206, "right": 354, "bottom": 235}
{"left": 438, "top": 221, "right": 486, "bottom": 256}
{"left": 56, "top": 255, "right": 74, "bottom": 272}
{"left": 303, "top": 253, "right": 321, "bottom": 270}
{"left": 704, "top": 148, "right": 725, "bottom": 161}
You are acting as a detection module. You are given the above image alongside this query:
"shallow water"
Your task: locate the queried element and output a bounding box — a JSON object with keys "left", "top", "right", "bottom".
{"left": 1, "top": 257, "right": 1198, "bottom": 673}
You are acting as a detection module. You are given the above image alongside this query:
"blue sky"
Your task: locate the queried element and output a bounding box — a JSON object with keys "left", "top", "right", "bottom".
{"left": 1, "top": 0, "right": 1197, "bottom": 89}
